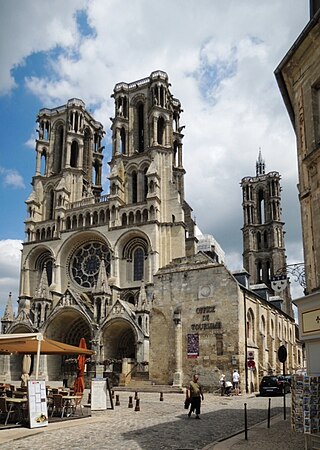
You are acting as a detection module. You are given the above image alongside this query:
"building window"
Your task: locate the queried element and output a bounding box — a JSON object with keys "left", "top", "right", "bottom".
{"left": 132, "top": 171, "right": 137, "bottom": 203}
{"left": 133, "top": 248, "right": 144, "bottom": 281}
{"left": 138, "top": 103, "right": 144, "bottom": 152}
{"left": 247, "top": 308, "right": 255, "bottom": 343}
{"left": 70, "top": 141, "right": 79, "bottom": 167}
{"left": 216, "top": 334, "right": 223, "bottom": 356}
{"left": 312, "top": 85, "right": 320, "bottom": 144}
{"left": 70, "top": 241, "right": 111, "bottom": 289}
{"left": 157, "top": 117, "right": 165, "bottom": 145}
{"left": 258, "top": 190, "right": 265, "bottom": 224}
{"left": 123, "top": 237, "right": 148, "bottom": 282}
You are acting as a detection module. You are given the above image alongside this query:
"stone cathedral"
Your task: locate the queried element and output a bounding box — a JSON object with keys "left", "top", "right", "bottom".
{"left": 2, "top": 71, "right": 302, "bottom": 392}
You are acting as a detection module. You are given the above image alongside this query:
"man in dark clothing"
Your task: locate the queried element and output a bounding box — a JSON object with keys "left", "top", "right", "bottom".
{"left": 187, "top": 374, "right": 204, "bottom": 419}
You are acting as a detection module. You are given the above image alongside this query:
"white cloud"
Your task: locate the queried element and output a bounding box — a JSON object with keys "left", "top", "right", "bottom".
{"left": 0, "top": 0, "right": 87, "bottom": 95}
{"left": 0, "top": 240, "right": 22, "bottom": 317}
{"left": 0, "top": 1, "right": 310, "bottom": 310}
{"left": 0, "top": 167, "right": 25, "bottom": 189}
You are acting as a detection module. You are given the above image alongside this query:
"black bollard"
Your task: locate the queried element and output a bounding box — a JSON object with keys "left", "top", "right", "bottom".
{"left": 134, "top": 391, "right": 138, "bottom": 400}
{"left": 111, "top": 390, "right": 114, "bottom": 399}
{"left": 267, "top": 398, "right": 271, "bottom": 428}
{"left": 128, "top": 396, "right": 133, "bottom": 408}
{"left": 134, "top": 398, "right": 140, "bottom": 411}
{"left": 160, "top": 392, "right": 164, "bottom": 401}
{"left": 115, "top": 394, "right": 120, "bottom": 406}
{"left": 244, "top": 403, "right": 248, "bottom": 440}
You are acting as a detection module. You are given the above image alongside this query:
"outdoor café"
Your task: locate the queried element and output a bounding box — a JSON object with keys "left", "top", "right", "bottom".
{"left": 0, "top": 333, "right": 95, "bottom": 429}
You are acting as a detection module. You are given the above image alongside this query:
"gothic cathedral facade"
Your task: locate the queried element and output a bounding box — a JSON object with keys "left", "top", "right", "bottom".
{"left": 2, "top": 71, "right": 302, "bottom": 390}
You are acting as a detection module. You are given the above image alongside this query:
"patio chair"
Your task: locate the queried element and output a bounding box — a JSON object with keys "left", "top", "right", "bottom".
{"left": 0, "top": 397, "right": 15, "bottom": 425}
{"left": 72, "top": 394, "right": 84, "bottom": 416}
{"left": 51, "top": 394, "right": 66, "bottom": 418}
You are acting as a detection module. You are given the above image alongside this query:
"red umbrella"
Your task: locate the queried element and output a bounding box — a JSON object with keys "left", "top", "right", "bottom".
{"left": 73, "top": 338, "right": 87, "bottom": 395}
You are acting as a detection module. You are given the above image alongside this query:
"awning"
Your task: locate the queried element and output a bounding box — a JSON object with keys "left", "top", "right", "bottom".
{"left": 0, "top": 333, "right": 95, "bottom": 379}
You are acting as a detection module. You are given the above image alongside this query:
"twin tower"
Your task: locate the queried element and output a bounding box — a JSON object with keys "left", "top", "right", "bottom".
{"left": 3, "top": 71, "right": 292, "bottom": 342}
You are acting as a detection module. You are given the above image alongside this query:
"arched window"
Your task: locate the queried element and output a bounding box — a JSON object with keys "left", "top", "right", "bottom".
{"left": 173, "top": 141, "right": 178, "bottom": 166}
{"left": 257, "top": 232, "right": 261, "bottom": 250}
{"left": 36, "top": 251, "right": 53, "bottom": 286}
{"left": 247, "top": 308, "right": 255, "bottom": 343}
{"left": 216, "top": 334, "right": 223, "bottom": 356}
{"left": 133, "top": 247, "right": 144, "bottom": 281}
{"left": 122, "top": 213, "right": 127, "bottom": 226}
{"left": 142, "top": 209, "right": 148, "bottom": 222}
{"left": 132, "top": 171, "right": 137, "bottom": 203}
{"left": 144, "top": 168, "right": 148, "bottom": 200}
{"left": 48, "top": 189, "right": 54, "bottom": 220}
{"left": 129, "top": 212, "right": 134, "bottom": 225}
{"left": 157, "top": 117, "right": 165, "bottom": 145}
{"left": 258, "top": 189, "right": 265, "bottom": 224}
{"left": 138, "top": 103, "right": 144, "bottom": 152}
{"left": 257, "top": 262, "right": 262, "bottom": 282}
{"left": 70, "top": 141, "right": 79, "bottom": 167}
{"left": 120, "top": 127, "right": 126, "bottom": 154}
{"left": 40, "top": 149, "right": 47, "bottom": 175}
{"left": 53, "top": 124, "right": 64, "bottom": 174}
{"left": 123, "top": 237, "right": 148, "bottom": 283}
{"left": 83, "top": 128, "right": 91, "bottom": 175}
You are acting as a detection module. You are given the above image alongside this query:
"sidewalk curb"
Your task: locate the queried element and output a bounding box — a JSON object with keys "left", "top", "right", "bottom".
{"left": 201, "top": 413, "right": 286, "bottom": 450}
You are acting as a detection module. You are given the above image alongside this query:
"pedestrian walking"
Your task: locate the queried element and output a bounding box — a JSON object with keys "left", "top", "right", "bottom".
{"left": 219, "top": 374, "right": 226, "bottom": 396}
{"left": 232, "top": 369, "right": 240, "bottom": 395}
{"left": 187, "top": 374, "right": 204, "bottom": 419}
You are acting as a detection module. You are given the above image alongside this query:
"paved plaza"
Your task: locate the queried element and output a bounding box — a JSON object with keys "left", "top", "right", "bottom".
{"left": 0, "top": 392, "right": 304, "bottom": 450}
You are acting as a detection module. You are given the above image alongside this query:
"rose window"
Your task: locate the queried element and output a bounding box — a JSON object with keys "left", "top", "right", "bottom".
{"left": 70, "top": 241, "right": 111, "bottom": 288}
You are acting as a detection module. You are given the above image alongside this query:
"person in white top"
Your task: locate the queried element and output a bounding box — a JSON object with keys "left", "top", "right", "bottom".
{"left": 232, "top": 369, "right": 240, "bottom": 395}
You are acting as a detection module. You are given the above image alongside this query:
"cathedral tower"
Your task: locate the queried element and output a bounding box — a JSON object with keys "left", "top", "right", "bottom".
{"left": 4, "top": 71, "right": 196, "bottom": 382}
{"left": 241, "top": 152, "right": 292, "bottom": 316}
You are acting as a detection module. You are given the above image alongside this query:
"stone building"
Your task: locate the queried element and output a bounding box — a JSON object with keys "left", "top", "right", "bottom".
{"left": 2, "top": 71, "right": 302, "bottom": 392}
{"left": 275, "top": 2, "right": 320, "bottom": 447}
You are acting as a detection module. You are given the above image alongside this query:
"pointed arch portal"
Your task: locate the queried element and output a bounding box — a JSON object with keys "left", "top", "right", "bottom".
{"left": 102, "top": 319, "right": 136, "bottom": 360}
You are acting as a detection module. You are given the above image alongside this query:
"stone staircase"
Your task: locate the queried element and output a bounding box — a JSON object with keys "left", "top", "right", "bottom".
{"left": 115, "top": 372, "right": 184, "bottom": 393}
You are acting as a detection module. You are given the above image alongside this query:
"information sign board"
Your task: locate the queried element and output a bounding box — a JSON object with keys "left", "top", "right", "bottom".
{"left": 91, "top": 379, "right": 108, "bottom": 410}
{"left": 28, "top": 380, "right": 48, "bottom": 428}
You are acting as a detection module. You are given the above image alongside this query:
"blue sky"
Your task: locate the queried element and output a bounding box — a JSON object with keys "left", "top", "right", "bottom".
{"left": 0, "top": 0, "right": 310, "bottom": 316}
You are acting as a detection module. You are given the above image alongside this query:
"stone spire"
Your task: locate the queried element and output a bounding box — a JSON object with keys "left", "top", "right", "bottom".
{"left": 34, "top": 266, "right": 50, "bottom": 299}
{"left": 93, "top": 260, "right": 111, "bottom": 295}
{"left": 2, "top": 292, "right": 14, "bottom": 321}
{"left": 256, "top": 148, "right": 265, "bottom": 176}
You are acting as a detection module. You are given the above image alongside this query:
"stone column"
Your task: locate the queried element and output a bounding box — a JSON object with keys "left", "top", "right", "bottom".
{"left": 115, "top": 128, "right": 120, "bottom": 155}
{"left": 36, "top": 149, "right": 42, "bottom": 175}
{"left": 173, "top": 309, "right": 183, "bottom": 387}
{"left": 178, "top": 143, "right": 183, "bottom": 167}
{"left": 153, "top": 117, "right": 157, "bottom": 145}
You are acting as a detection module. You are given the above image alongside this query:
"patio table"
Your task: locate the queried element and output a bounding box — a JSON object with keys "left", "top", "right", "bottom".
{"left": 5, "top": 397, "right": 28, "bottom": 425}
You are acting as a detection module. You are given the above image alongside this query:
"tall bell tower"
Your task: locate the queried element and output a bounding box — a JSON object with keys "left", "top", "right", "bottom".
{"left": 108, "top": 70, "right": 197, "bottom": 260}
{"left": 241, "top": 151, "right": 293, "bottom": 316}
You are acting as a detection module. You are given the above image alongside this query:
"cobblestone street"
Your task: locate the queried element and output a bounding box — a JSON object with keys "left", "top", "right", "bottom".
{"left": 0, "top": 393, "right": 290, "bottom": 450}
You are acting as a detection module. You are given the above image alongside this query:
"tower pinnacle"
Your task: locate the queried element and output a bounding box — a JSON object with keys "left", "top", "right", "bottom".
{"left": 256, "top": 149, "right": 265, "bottom": 176}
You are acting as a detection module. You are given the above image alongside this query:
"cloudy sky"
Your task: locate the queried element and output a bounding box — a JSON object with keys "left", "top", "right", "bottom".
{"left": 0, "top": 0, "right": 309, "bottom": 317}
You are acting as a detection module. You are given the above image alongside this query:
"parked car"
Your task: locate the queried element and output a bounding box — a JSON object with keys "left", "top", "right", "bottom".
{"left": 259, "top": 375, "right": 291, "bottom": 396}
{"left": 278, "top": 375, "right": 292, "bottom": 386}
